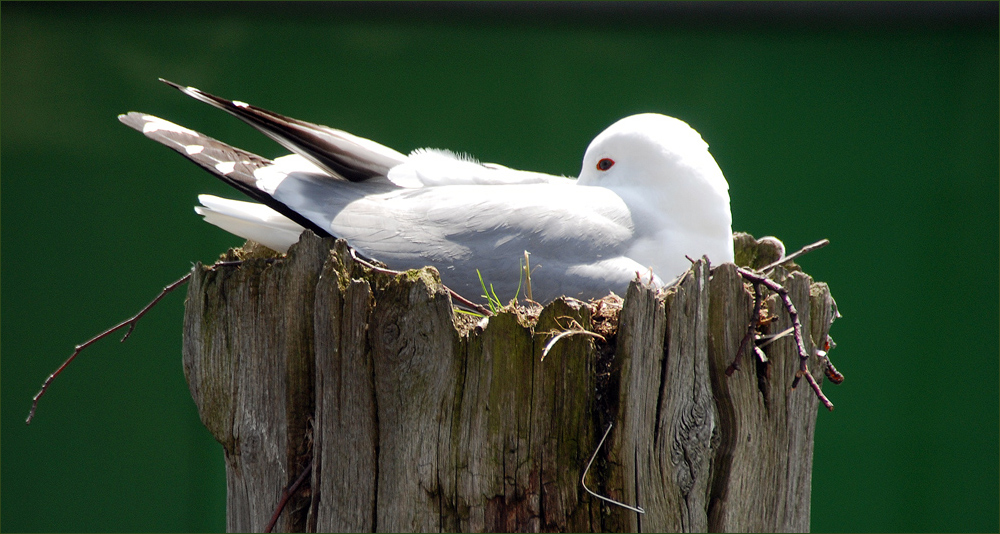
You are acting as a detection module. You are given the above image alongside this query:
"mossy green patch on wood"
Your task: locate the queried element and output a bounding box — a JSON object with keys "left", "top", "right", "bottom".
{"left": 733, "top": 232, "right": 789, "bottom": 270}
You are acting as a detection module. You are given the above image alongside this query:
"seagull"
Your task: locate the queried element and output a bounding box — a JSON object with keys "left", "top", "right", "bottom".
{"left": 119, "top": 79, "right": 734, "bottom": 303}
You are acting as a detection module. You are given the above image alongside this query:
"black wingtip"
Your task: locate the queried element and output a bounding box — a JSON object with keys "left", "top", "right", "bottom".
{"left": 159, "top": 78, "right": 182, "bottom": 89}
{"left": 150, "top": 77, "right": 398, "bottom": 183}
{"left": 160, "top": 79, "right": 205, "bottom": 99}
{"left": 159, "top": 78, "right": 233, "bottom": 111}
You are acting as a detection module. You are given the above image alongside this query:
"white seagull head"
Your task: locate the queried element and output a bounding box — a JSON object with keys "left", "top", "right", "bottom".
{"left": 578, "top": 113, "right": 729, "bottom": 198}
{"left": 576, "top": 113, "right": 734, "bottom": 279}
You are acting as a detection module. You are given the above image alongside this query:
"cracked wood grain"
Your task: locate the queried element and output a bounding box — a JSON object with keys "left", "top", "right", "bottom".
{"left": 183, "top": 231, "right": 838, "bottom": 532}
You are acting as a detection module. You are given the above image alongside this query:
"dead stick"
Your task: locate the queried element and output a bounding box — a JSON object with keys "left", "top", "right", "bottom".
{"left": 762, "top": 275, "right": 833, "bottom": 410}
{"left": 736, "top": 266, "right": 834, "bottom": 411}
{"left": 727, "top": 281, "right": 762, "bottom": 376}
{"left": 264, "top": 458, "right": 314, "bottom": 533}
{"left": 25, "top": 258, "right": 272, "bottom": 424}
{"left": 26, "top": 271, "right": 193, "bottom": 424}
{"left": 803, "top": 371, "right": 835, "bottom": 411}
{"left": 762, "top": 239, "right": 830, "bottom": 273}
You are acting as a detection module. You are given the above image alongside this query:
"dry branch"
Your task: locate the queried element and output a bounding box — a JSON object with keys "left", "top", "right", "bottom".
{"left": 26, "top": 272, "right": 193, "bottom": 424}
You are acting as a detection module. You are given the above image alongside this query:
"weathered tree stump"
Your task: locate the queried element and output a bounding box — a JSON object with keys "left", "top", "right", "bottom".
{"left": 182, "top": 231, "right": 838, "bottom": 533}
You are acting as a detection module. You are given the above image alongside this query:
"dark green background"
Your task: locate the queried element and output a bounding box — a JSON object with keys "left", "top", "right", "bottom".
{"left": 3, "top": 3, "right": 997, "bottom": 532}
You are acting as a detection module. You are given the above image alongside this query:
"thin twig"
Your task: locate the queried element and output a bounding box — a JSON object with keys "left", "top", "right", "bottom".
{"left": 761, "top": 239, "right": 830, "bottom": 274}
{"left": 756, "top": 326, "right": 795, "bottom": 349}
{"left": 26, "top": 272, "right": 193, "bottom": 424}
{"left": 727, "top": 282, "right": 762, "bottom": 376}
{"left": 801, "top": 372, "right": 832, "bottom": 410}
{"left": 349, "top": 248, "right": 492, "bottom": 316}
{"left": 736, "top": 266, "right": 835, "bottom": 411}
{"left": 25, "top": 258, "right": 271, "bottom": 424}
{"left": 264, "top": 458, "right": 313, "bottom": 533}
{"left": 581, "top": 422, "right": 645, "bottom": 514}
{"left": 766, "top": 279, "right": 834, "bottom": 410}
{"left": 213, "top": 258, "right": 278, "bottom": 267}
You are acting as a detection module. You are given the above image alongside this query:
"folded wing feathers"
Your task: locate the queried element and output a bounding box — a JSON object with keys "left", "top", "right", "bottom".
{"left": 159, "top": 78, "right": 406, "bottom": 183}
{"left": 123, "top": 81, "right": 582, "bottom": 272}
{"left": 388, "top": 148, "right": 571, "bottom": 188}
{"left": 117, "top": 111, "right": 332, "bottom": 238}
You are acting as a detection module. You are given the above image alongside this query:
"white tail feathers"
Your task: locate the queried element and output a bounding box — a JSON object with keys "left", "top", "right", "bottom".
{"left": 195, "top": 195, "right": 305, "bottom": 253}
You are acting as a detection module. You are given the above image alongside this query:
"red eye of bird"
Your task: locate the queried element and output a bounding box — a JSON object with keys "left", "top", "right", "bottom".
{"left": 597, "top": 158, "right": 615, "bottom": 171}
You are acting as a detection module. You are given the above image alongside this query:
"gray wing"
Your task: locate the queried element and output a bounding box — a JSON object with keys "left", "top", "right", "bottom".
{"left": 268, "top": 175, "right": 651, "bottom": 301}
